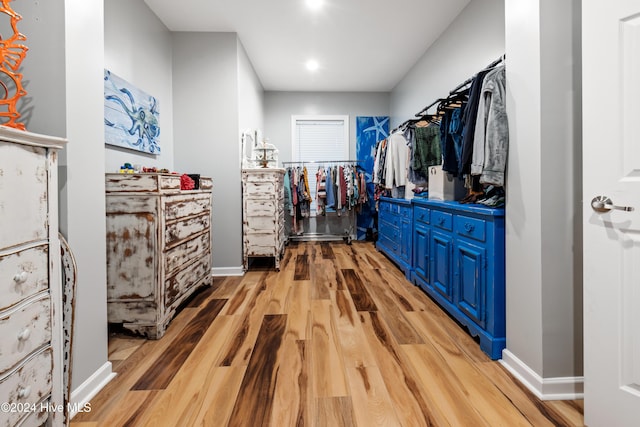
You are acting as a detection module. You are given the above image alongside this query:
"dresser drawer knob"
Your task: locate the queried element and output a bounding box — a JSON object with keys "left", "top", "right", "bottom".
{"left": 13, "top": 271, "right": 28, "bottom": 284}
{"left": 464, "top": 223, "right": 475, "bottom": 233}
{"left": 17, "top": 328, "right": 31, "bottom": 341}
{"left": 438, "top": 217, "right": 445, "bottom": 225}
{"left": 17, "top": 386, "right": 31, "bottom": 399}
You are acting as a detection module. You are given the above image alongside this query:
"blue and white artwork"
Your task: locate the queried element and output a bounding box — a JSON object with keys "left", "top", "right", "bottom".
{"left": 104, "top": 69, "right": 160, "bottom": 154}
{"left": 356, "top": 116, "right": 389, "bottom": 240}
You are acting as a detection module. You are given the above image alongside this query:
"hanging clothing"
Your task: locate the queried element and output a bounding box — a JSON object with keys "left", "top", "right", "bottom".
{"left": 471, "top": 65, "right": 508, "bottom": 186}
{"left": 384, "top": 132, "right": 409, "bottom": 188}
{"left": 441, "top": 106, "right": 465, "bottom": 175}
{"left": 413, "top": 123, "right": 442, "bottom": 179}
{"left": 284, "top": 169, "right": 293, "bottom": 215}
{"left": 459, "top": 68, "right": 492, "bottom": 177}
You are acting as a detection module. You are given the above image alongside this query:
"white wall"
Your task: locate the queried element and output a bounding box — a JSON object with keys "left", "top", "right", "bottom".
{"left": 264, "top": 91, "right": 390, "bottom": 162}
{"left": 503, "top": 0, "right": 544, "bottom": 376}
{"left": 64, "top": 0, "right": 111, "bottom": 394}
{"left": 504, "top": 0, "right": 583, "bottom": 386}
{"left": 172, "top": 32, "right": 244, "bottom": 271}
{"left": 104, "top": 0, "right": 174, "bottom": 172}
{"left": 390, "top": 0, "right": 505, "bottom": 128}
{"left": 237, "top": 39, "right": 265, "bottom": 142}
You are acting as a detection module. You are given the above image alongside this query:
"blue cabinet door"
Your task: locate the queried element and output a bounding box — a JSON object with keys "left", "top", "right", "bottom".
{"left": 430, "top": 229, "right": 453, "bottom": 302}
{"left": 413, "top": 223, "right": 429, "bottom": 286}
{"left": 455, "top": 241, "right": 486, "bottom": 328}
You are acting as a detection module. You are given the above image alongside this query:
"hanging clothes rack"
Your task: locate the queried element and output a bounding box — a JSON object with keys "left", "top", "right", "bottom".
{"left": 282, "top": 160, "right": 361, "bottom": 166}
{"left": 282, "top": 160, "right": 363, "bottom": 244}
{"left": 414, "top": 54, "right": 505, "bottom": 118}
{"left": 389, "top": 54, "right": 506, "bottom": 135}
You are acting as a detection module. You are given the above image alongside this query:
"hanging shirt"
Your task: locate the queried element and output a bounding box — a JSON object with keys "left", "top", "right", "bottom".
{"left": 413, "top": 123, "right": 442, "bottom": 179}
{"left": 384, "top": 132, "right": 409, "bottom": 188}
{"left": 325, "top": 166, "right": 335, "bottom": 208}
{"left": 471, "top": 66, "right": 508, "bottom": 186}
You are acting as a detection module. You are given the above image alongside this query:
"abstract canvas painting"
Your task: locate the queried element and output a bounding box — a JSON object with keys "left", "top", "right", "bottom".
{"left": 356, "top": 116, "right": 389, "bottom": 240}
{"left": 104, "top": 69, "right": 160, "bottom": 154}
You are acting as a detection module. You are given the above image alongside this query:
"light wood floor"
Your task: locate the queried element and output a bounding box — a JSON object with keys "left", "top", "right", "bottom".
{"left": 71, "top": 242, "right": 584, "bottom": 426}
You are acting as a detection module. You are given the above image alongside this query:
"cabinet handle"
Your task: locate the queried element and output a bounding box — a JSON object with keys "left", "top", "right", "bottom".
{"left": 464, "top": 223, "right": 475, "bottom": 233}
{"left": 13, "top": 271, "right": 28, "bottom": 284}
{"left": 17, "top": 328, "right": 31, "bottom": 341}
{"left": 438, "top": 217, "right": 445, "bottom": 225}
{"left": 17, "top": 386, "right": 31, "bottom": 399}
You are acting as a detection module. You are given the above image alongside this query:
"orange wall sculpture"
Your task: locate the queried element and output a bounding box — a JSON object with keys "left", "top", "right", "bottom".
{"left": 0, "top": 0, "right": 27, "bottom": 131}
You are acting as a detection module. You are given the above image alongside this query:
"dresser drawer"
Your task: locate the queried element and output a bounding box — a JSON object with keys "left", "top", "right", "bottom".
{"left": 243, "top": 171, "right": 282, "bottom": 183}
{"left": 0, "top": 245, "right": 48, "bottom": 311}
{"left": 0, "top": 295, "right": 51, "bottom": 375}
{"left": 106, "top": 173, "right": 181, "bottom": 193}
{"left": 454, "top": 215, "right": 486, "bottom": 242}
{"left": 246, "top": 216, "right": 278, "bottom": 232}
{"left": 165, "top": 232, "right": 210, "bottom": 276}
{"left": 245, "top": 199, "right": 277, "bottom": 216}
{"left": 0, "top": 347, "right": 52, "bottom": 427}
{"left": 0, "top": 142, "right": 48, "bottom": 250}
{"left": 244, "top": 181, "right": 276, "bottom": 198}
{"left": 164, "top": 255, "right": 211, "bottom": 308}
{"left": 164, "top": 193, "right": 211, "bottom": 221}
{"left": 414, "top": 206, "right": 430, "bottom": 225}
{"left": 165, "top": 213, "right": 210, "bottom": 249}
{"left": 244, "top": 232, "right": 277, "bottom": 250}
{"left": 379, "top": 211, "right": 399, "bottom": 228}
{"left": 431, "top": 210, "right": 453, "bottom": 231}
{"left": 399, "top": 205, "right": 412, "bottom": 219}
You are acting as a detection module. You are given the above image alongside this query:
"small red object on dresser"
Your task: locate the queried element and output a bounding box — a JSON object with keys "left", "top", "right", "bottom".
{"left": 180, "top": 173, "right": 195, "bottom": 190}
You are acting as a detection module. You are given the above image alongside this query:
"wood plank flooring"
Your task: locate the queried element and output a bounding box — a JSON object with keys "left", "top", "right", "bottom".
{"left": 71, "top": 242, "right": 584, "bottom": 427}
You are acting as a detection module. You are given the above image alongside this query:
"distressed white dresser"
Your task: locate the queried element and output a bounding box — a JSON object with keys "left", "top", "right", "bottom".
{"left": 241, "top": 168, "right": 286, "bottom": 270}
{"left": 0, "top": 126, "right": 66, "bottom": 426}
{"left": 105, "top": 173, "right": 213, "bottom": 339}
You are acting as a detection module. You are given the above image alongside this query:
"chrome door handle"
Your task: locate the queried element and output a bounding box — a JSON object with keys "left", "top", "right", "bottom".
{"left": 591, "top": 196, "right": 634, "bottom": 213}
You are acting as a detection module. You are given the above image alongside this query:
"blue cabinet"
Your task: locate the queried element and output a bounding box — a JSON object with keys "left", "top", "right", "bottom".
{"left": 411, "top": 199, "right": 505, "bottom": 360}
{"left": 377, "top": 197, "right": 412, "bottom": 279}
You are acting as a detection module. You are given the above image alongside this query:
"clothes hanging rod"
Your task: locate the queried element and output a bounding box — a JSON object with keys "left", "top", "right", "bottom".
{"left": 414, "top": 54, "right": 505, "bottom": 118}
{"left": 282, "top": 160, "right": 360, "bottom": 165}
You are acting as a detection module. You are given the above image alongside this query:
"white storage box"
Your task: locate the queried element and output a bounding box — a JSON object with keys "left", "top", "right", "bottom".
{"left": 428, "top": 166, "right": 466, "bottom": 201}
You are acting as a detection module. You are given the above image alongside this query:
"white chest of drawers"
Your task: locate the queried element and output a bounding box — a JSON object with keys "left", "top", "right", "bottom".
{"left": 241, "top": 168, "right": 286, "bottom": 271}
{"left": 0, "top": 126, "right": 66, "bottom": 426}
{"left": 105, "top": 173, "right": 213, "bottom": 339}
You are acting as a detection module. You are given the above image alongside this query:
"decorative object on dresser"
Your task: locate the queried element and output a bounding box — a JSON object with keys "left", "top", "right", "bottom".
{"left": 0, "top": 126, "right": 67, "bottom": 426}
{"left": 241, "top": 168, "right": 286, "bottom": 271}
{"left": 105, "top": 173, "right": 213, "bottom": 339}
{"left": 0, "top": 0, "right": 29, "bottom": 131}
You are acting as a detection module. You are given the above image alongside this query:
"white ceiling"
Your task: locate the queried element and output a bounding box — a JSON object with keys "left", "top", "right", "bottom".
{"left": 143, "top": 0, "right": 471, "bottom": 92}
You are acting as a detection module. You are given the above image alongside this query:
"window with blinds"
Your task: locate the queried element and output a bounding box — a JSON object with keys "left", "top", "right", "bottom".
{"left": 291, "top": 115, "right": 349, "bottom": 214}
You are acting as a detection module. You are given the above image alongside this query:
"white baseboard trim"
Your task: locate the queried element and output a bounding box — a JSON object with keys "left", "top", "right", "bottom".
{"left": 500, "top": 350, "right": 584, "bottom": 400}
{"left": 69, "top": 361, "right": 116, "bottom": 419}
{"left": 212, "top": 266, "right": 244, "bottom": 277}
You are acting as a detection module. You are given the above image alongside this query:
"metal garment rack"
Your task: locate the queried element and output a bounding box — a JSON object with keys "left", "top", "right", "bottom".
{"left": 390, "top": 54, "right": 506, "bottom": 134}
{"left": 282, "top": 160, "right": 361, "bottom": 244}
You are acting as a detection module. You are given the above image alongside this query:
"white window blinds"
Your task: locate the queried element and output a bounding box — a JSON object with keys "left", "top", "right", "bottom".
{"left": 291, "top": 116, "right": 349, "bottom": 214}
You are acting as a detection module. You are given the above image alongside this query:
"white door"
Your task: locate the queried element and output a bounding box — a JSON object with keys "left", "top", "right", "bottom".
{"left": 583, "top": 1, "right": 640, "bottom": 425}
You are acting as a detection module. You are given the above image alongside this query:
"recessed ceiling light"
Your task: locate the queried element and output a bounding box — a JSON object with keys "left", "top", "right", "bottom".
{"left": 306, "top": 0, "right": 323, "bottom": 10}
{"left": 306, "top": 59, "right": 319, "bottom": 71}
